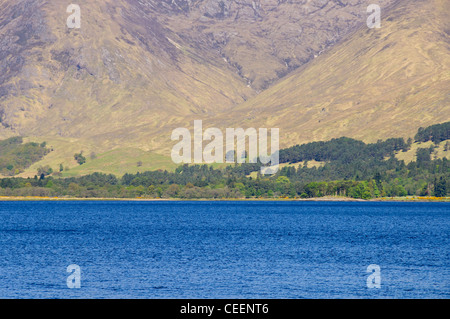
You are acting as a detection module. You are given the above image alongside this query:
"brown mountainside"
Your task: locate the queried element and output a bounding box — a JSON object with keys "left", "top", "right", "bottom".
{"left": 209, "top": 0, "right": 450, "bottom": 147}
{"left": 0, "top": 0, "right": 448, "bottom": 174}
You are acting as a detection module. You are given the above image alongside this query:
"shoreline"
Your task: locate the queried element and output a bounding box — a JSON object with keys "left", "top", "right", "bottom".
{"left": 0, "top": 196, "right": 448, "bottom": 202}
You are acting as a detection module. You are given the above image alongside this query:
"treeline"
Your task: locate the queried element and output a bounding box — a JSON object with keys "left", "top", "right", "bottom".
{"left": 0, "top": 154, "right": 448, "bottom": 199}
{"left": 0, "top": 124, "right": 449, "bottom": 199}
{"left": 0, "top": 137, "right": 49, "bottom": 176}
{"left": 414, "top": 121, "right": 450, "bottom": 144}
{"left": 279, "top": 137, "right": 409, "bottom": 164}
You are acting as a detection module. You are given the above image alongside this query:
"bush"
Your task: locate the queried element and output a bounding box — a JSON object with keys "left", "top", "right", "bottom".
{"left": 74, "top": 152, "right": 86, "bottom": 165}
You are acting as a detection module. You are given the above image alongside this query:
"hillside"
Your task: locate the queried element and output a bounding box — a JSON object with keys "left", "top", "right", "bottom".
{"left": 0, "top": 0, "right": 448, "bottom": 175}
{"left": 0, "top": 0, "right": 254, "bottom": 148}
{"left": 0, "top": 136, "right": 49, "bottom": 175}
{"left": 212, "top": 0, "right": 450, "bottom": 147}
{"left": 161, "top": 0, "right": 396, "bottom": 90}
{"left": 0, "top": 1, "right": 398, "bottom": 147}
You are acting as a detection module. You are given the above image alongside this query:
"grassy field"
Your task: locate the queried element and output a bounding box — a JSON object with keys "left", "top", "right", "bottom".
{"left": 7, "top": 136, "right": 177, "bottom": 178}
{"left": 60, "top": 148, "right": 177, "bottom": 177}
{"left": 395, "top": 140, "right": 450, "bottom": 163}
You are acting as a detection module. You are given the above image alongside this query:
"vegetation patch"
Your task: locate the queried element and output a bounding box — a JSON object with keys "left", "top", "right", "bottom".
{"left": 0, "top": 137, "right": 50, "bottom": 176}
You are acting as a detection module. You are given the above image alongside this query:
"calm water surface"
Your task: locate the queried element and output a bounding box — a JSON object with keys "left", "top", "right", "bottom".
{"left": 0, "top": 201, "right": 448, "bottom": 299}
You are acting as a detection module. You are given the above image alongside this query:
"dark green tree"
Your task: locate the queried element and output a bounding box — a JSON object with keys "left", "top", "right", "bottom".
{"left": 434, "top": 177, "right": 447, "bottom": 197}
{"left": 74, "top": 152, "right": 86, "bottom": 165}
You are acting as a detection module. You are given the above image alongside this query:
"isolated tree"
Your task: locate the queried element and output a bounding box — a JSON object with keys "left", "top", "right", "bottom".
{"left": 37, "top": 165, "right": 53, "bottom": 177}
{"left": 74, "top": 152, "right": 86, "bottom": 165}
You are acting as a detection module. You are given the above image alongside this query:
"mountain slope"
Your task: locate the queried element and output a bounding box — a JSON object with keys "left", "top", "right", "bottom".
{"left": 0, "top": 0, "right": 399, "bottom": 150}
{"left": 0, "top": 0, "right": 448, "bottom": 176}
{"left": 0, "top": 0, "right": 253, "bottom": 149}
{"left": 161, "top": 0, "right": 395, "bottom": 90}
{"left": 213, "top": 0, "right": 449, "bottom": 147}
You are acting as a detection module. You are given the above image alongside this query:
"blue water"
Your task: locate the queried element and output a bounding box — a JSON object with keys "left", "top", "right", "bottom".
{"left": 0, "top": 201, "right": 448, "bottom": 299}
